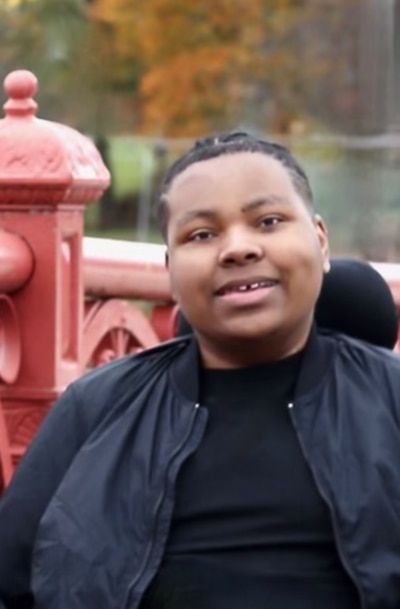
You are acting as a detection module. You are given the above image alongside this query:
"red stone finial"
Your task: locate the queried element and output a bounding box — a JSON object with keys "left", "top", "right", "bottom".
{"left": 3, "top": 70, "right": 38, "bottom": 118}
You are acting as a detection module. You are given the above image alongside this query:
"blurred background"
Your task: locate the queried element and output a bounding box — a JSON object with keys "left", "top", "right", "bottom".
{"left": 0, "top": 0, "right": 399, "bottom": 259}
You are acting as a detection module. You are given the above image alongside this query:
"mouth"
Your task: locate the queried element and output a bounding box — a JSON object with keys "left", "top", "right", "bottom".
{"left": 215, "top": 277, "right": 279, "bottom": 297}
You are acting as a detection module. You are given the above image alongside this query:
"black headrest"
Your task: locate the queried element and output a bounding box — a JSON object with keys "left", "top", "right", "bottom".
{"left": 176, "top": 259, "right": 399, "bottom": 350}
{"left": 315, "top": 259, "right": 398, "bottom": 349}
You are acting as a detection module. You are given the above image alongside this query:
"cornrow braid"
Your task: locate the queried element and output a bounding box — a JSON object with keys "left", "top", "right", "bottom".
{"left": 158, "top": 130, "right": 313, "bottom": 241}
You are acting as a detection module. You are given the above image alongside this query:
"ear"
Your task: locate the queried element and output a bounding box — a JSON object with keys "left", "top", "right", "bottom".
{"left": 313, "top": 214, "right": 330, "bottom": 273}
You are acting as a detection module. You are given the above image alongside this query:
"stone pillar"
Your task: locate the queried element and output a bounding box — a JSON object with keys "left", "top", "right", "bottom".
{"left": 0, "top": 69, "right": 110, "bottom": 456}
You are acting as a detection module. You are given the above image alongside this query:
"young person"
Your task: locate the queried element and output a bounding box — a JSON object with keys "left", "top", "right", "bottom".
{"left": 1, "top": 131, "right": 400, "bottom": 609}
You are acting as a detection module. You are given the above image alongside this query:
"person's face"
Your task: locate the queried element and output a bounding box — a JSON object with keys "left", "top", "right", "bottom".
{"left": 165, "top": 152, "right": 329, "bottom": 356}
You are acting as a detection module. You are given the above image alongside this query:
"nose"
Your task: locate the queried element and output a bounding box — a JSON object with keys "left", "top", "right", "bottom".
{"left": 218, "top": 230, "right": 263, "bottom": 267}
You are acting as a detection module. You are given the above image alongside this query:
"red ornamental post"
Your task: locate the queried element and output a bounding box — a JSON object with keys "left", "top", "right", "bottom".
{"left": 0, "top": 70, "right": 110, "bottom": 463}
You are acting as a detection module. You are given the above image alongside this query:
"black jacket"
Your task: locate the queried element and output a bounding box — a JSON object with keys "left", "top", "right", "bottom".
{"left": 1, "top": 329, "right": 400, "bottom": 609}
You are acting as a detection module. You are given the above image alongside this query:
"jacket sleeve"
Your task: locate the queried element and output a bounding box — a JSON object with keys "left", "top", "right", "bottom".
{"left": 0, "top": 384, "right": 90, "bottom": 609}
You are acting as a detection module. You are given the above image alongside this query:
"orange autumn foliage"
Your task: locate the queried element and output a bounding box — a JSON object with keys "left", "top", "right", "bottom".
{"left": 88, "top": 0, "right": 360, "bottom": 136}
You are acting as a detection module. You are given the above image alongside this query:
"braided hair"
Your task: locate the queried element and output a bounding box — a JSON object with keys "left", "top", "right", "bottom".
{"left": 157, "top": 130, "right": 314, "bottom": 240}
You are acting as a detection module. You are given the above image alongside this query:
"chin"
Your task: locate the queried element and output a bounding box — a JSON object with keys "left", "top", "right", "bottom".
{"left": 218, "top": 322, "right": 282, "bottom": 343}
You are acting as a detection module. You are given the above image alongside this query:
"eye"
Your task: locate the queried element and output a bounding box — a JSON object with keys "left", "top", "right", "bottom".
{"left": 259, "top": 216, "right": 283, "bottom": 229}
{"left": 189, "top": 229, "right": 215, "bottom": 242}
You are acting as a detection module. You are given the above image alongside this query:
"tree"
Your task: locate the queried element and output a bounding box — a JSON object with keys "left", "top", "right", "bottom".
{"left": 0, "top": 0, "right": 89, "bottom": 121}
{"left": 88, "top": 0, "right": 361, "bottom": 136}
{"left": 1, "top": 0, "right": 363, "bottom": 136}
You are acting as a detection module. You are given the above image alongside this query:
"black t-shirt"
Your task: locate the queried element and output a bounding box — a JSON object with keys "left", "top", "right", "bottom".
{"left": 141, "top": 352, "right": 360, "bottom": 609}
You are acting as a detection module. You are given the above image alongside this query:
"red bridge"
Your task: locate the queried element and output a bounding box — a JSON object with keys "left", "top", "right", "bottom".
{"left": 0, "top": 70, "right": 399, "bottom": 491}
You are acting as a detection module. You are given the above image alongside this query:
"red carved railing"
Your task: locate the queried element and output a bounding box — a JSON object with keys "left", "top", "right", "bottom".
{"left": 0, "top": 69, "right": 399, "bottom": 491}
{"left": 0, "top": 70, "right": 178, "bottom": 490}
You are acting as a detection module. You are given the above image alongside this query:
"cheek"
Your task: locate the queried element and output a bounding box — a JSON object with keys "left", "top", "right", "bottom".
{"left": 168, "top": 251, "right": 209, "bottom": 303}
{"left": 291, "top": 251, "right": 324, "bottom": 303}
{"left": 276, "top": 237, "right": 324, "bottom": 294}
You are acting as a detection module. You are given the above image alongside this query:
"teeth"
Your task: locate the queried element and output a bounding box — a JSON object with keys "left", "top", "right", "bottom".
{"left": 220, "top": 280, "right": 275, "bottom": 295}
{"left": 235, "top": 282, "right": 261, "bottom": 292}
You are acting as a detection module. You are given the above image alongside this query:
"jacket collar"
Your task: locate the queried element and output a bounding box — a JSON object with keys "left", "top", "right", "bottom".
{"left": 169, "top": 324, "right": 337, "bottom": 404}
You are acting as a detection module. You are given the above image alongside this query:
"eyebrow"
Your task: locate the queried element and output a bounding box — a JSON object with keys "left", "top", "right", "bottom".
{"left": 175, "top": 195, "right": 291, "bottom": 230}
{"left": 176, "top": 209, "right": 218, "bottom": 230}
{"left": 240, "top": 195, "right": 291, "bottom": 213}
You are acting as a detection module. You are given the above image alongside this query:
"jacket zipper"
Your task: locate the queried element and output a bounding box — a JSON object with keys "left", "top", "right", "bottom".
{"left": 121, "top": 403, "right": 202, "bottom": 609}
{"left": 287, "top": 402, "right": 366, "bottom": 609}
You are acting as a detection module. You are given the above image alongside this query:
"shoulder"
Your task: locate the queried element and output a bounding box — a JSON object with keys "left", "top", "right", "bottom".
{"left": 69, "top": 337, "right": 191, "bottom": 418}
{"left": 316, "top": 331, "right": 400, "bottom": 430}
{"left": 332, "top": 331, "right": 400, "bottom": 371}
{"left": 325, "top": 332, "right": 400, "bottom": 404}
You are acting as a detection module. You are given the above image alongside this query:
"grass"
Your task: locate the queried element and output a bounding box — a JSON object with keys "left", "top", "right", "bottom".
{"left": 108, "top": 137, "right": 156, "bottom": 199}
{"left": 85, "top": 136, "right": 160, "bottom": 240}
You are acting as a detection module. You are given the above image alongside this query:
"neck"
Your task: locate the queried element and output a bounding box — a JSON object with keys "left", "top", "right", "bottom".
{"left": 196, "top": 322, "right": 312, "bottom": 369}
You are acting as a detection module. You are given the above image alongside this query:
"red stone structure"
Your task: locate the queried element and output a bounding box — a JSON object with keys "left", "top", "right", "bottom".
{"left": 0, "top": 70, "right": 177, "bottom": 490}
{"left": 0, "top": 70, "right": 399, "bottom": 491}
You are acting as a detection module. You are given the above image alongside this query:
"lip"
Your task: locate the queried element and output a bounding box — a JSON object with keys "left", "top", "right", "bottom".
{"left": 215, "top": 284, "right": 278, "bottom": 308}
{"left": 214, "top": 276, "right": 280, "bottom": 309}
{"left": 214, "top": 276, "right": 279, "bottom": 296}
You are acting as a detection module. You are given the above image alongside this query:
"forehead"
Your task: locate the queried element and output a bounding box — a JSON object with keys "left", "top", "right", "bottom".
{"left": 167, "top": 152, "right": 298, "bottom": 210}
